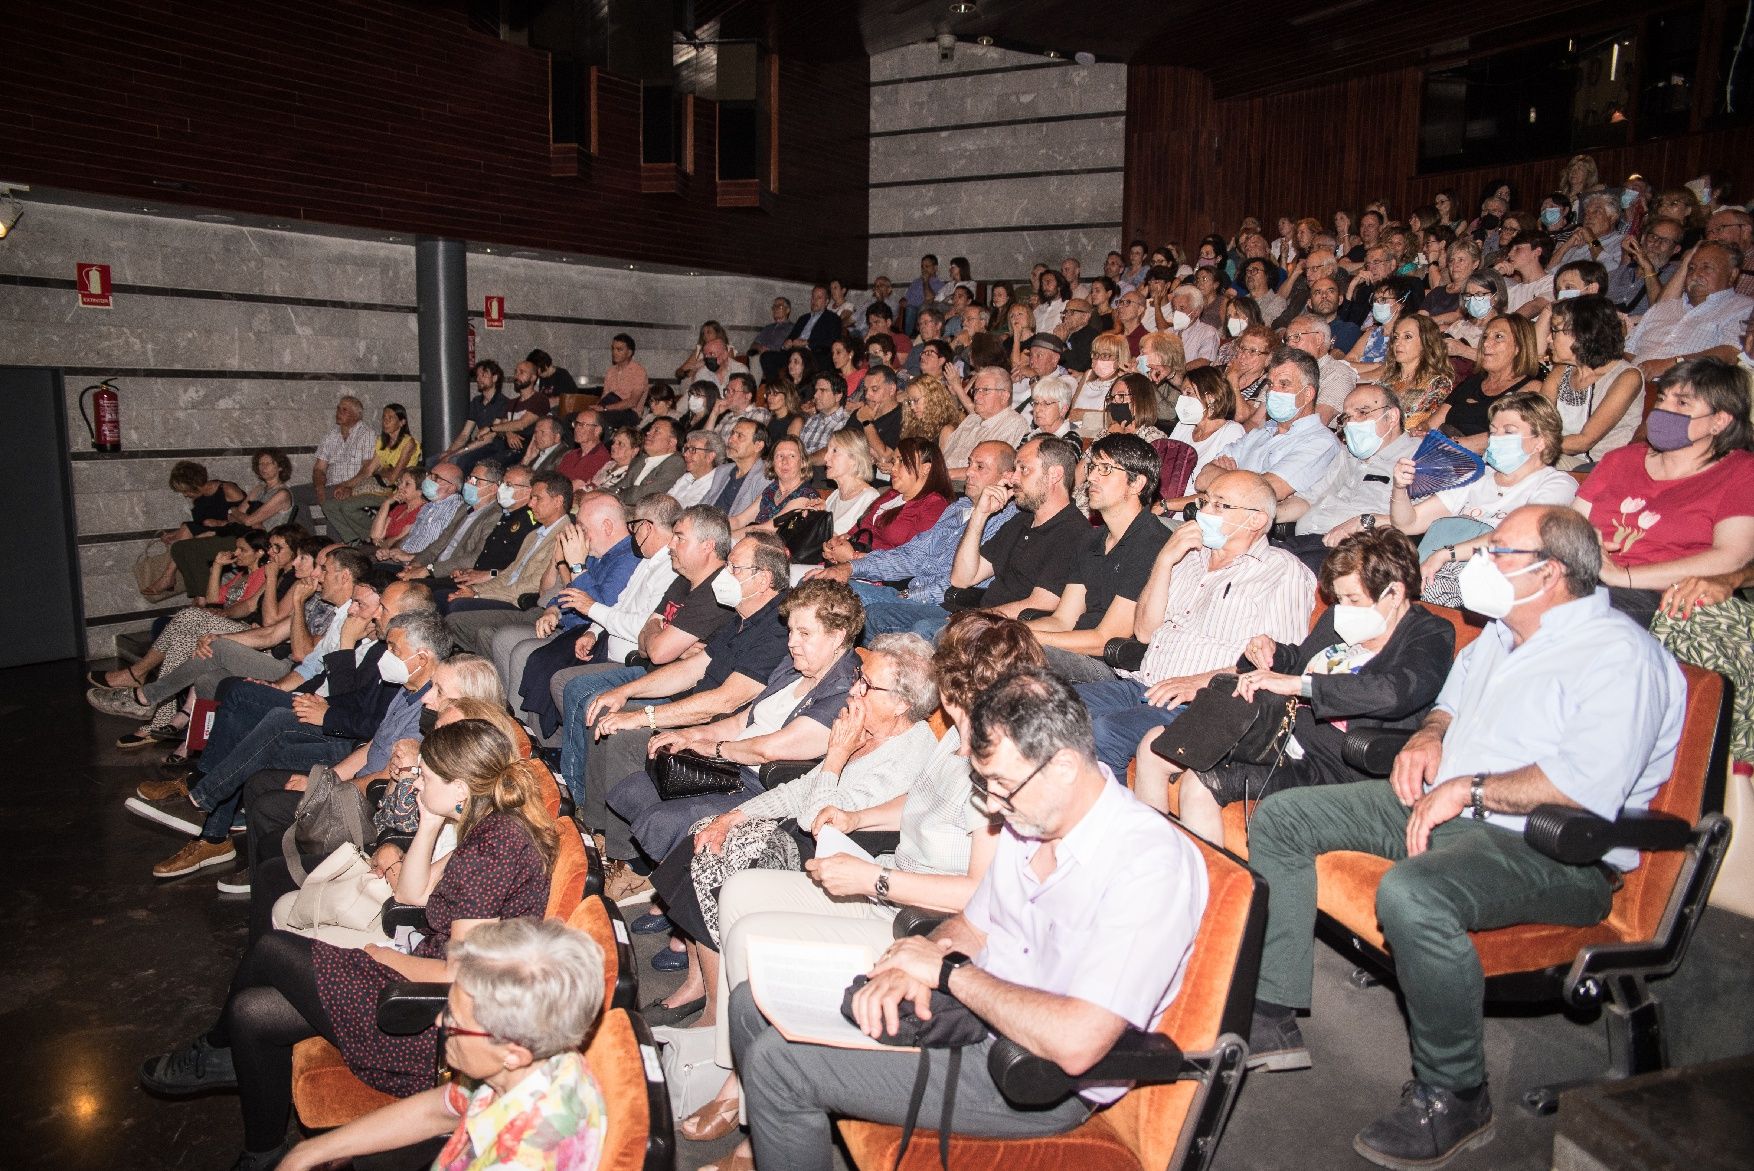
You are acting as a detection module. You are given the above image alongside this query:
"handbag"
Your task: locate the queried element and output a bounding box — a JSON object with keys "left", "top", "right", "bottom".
{"left": 775, "top": 507, "right": 835, "bottom": 564}
{"left": 840, "top": 974, "right": 990, "bottom": 1170}
{"left": 272, "top": 841, "right": 395, "bottom": 946}
{"left": 134, "top": 538, "right": 178, "bottom": 601}
{"left": 651, "top": 748, "right": 743, "bottom": 801}
{"left": 282, "top": 763, "right": 374, "bottom": 883}
{"left": 1150, "top": 672, "right": 1299, "bottom": 772}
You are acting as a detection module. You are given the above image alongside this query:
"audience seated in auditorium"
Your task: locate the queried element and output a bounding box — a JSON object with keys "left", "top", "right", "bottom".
{"left": 1135, "top": 528, "right": 1453, "bottom": 843}
{"left": 139, "top": 717, "right": 560, "bottom": 1171}
{"left": 729, "top": 668, "right": 1207, "bottom": 1170}
{"left": 439, "top": 361, "right": 509, "bottom": 473}
{"left": 373, "top": 461, "right": 465, "bottom": 565}
{"left": 299, "top": 395, "right": 376, "bottom": 513}
{"left": 322, "top": 405, "right": 422, "bottom": 544}
{"left": 1245, "top": 506, "right": 1683, "bottom": 1171}
{"left": 272, "top": 918, "right": 607, "bottom": 1171}
{"left": 1274, "top": 384, "right": 1419, "bottom": 572}
{"left": 1626, "top": 241, "right": 1754, "bottom": 378}
{"left": 818, "top": 438, "right": 952, "bottom": 568}
{"left": 445, "top": 471, "right": 573, "bottom": 617}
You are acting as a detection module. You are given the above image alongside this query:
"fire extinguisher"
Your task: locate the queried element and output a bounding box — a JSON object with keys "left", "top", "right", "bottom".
{"left": 80, "top": 380, "right": 122, "bottom": 452}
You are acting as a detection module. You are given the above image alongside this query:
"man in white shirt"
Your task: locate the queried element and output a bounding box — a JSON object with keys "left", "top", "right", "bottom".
{"left": 1011, "top": 333, "right": 1069, "bottom": 407}
{"left": 668, "top": 430, "right": 730, "bottom": 508}
{"left": 1627, "top": 241, "right": 1754, "bottom": 381}
{"left": 1501, "top": 231, "right": 1556, "bottom": 317}
{"left": 1197, "top": 348, "right": 1340, "bottom": 502}
{"left": 1170, "top": 286, "right": 1222, "bottom": 367}
{"left": 943, "top": 366, "right": 1031, "bottom": 479}
{"left": 1273, "top": 385, "right": 1418, "bottom": 571}
{"left": 1285, "top": 315, "right": 1358, "bottom": 425}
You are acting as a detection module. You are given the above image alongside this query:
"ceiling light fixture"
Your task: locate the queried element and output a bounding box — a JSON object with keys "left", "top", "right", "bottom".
{"left": 949, "top": 2, "right": 977, "bottom": 13}
{"left": 976, "top": 35, "right": 994, "bottom": 45}
{"left": 1043, "top": 49, "right": 1062, "bottom": 59}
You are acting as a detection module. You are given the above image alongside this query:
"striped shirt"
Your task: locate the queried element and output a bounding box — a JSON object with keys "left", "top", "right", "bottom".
{"left": 1129, "top": 538, "right": 1316, "bottom": 685}
{"left": 1625, "top": 287, "right": 1754, "bottom": 362}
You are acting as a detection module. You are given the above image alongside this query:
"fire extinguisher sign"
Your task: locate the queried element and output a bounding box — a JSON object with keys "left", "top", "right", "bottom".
{"left": 77, "top": 263, "right": 113, "bottom": 309}
{"left": 484, "top": 295, "right": 505, "bottom": 330}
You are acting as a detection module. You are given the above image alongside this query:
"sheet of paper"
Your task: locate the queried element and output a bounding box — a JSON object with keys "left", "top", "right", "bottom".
{"left": 746, "top": 936, "right": 913, "bottom": 1051}
{"left": 813, "top": 824, "right": 876, "bottom": 864}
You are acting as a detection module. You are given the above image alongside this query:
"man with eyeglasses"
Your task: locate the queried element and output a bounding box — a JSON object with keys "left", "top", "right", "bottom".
{"left": 556, "top": 408, "right": 610, "bottom": 489}
{"left": 1246, "top": 506, "right": 1683, "bottom": 1170}
{"left": 1112, "top": 289, "right": 1149, "bottom": 356}
{"left": 1197, "top": 348, "right": 1339, "bottom": 503}
{"left": 1076, "top": 470, "right": 1313, "bottom": 774}
{"left": 1609, "top": 217, "right": 1684, "bottom": 315}
{"left": 667, "top": 430, "right": 730, "bottom": 509}
{"left": 1272, "top": 386, "right": 1418, "bottom": 572}
{"left": 1026, "top": 433, "right": 1171, "bottom": 683}
{"left": 730, "top": 668, "right": 1207, "bottom": 1171}
{"left": 1626, "top": 240, "right": 1754, "bottom": 381}
{"left": 942, "top": 365, "right": 1031, "bottom": 481}
{"left": 1284, "top": 313, "right": 1357, "bottom": 425}
{"left": 401, "top": 464, "right": 524, "bottom": 603}
{"left": 373, "top": 461, "right": 466, "bottom": 566}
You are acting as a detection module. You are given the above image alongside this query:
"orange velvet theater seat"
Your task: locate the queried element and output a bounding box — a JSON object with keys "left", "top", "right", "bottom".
{"left": 838, "top": 831, "right": 1264, "bottom": 1171}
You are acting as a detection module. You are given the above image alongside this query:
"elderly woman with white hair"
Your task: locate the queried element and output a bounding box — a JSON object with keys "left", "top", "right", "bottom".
{"left": 277, "top": 917, "right": 609, "bottom": 1171}
{"left": 1026, "top": 370, "right": 1083, "bottom": 447}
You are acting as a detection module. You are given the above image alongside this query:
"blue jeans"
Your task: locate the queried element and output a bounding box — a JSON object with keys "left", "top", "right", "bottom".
{"left": 191, "top": 707, "right": 352, "bottom": 841}
{"left": 861, "top": 599, "right": 951, "bottom": 640}
{"left": 556, "top": 664, "right": 648, "bottom": 815}
{"left": 1075, "top": 678, "right": 1187, "bottom": 776}
{"left": 199, "top": 678, "right": 297, "bottom": 770}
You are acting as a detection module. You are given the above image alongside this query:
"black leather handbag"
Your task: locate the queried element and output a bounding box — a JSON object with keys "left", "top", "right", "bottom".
{"left": 651, "top": 748, "right": 743, "bottom": 800}
{"left": 1150, "top": 672, "right": 1299, "bottom": 772}
{"left": 775, "top": 508, "right": 835, "bottom": 564}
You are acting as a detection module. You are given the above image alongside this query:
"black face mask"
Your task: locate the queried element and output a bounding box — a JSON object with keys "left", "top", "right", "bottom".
{"left": 703, "top": 356, "right": 722, "bottom": 373}
{"left": 418, "top": 705, "right": 440, "bottom": 738}
{"left": 1477, "top": 214, "right": 1502, "bottom": 233}
{"left": 1107, "top": 401, "right": 1135, "bottom": 424}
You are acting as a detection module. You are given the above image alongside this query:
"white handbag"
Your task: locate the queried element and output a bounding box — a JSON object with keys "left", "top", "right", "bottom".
{"left": 649, "top": 1022, "right": 725, "bottom": 1124}
{"left": 272, "top": 842, "right": 395, "bottom": 947}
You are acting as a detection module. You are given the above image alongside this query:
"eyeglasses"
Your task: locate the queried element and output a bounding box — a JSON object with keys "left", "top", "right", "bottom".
{"left": 1237, "top": 346, "right": 1271, "bottom": 357}
{"left": 1342, "top": 404, "right": 1388, "bottom": 423}
{"left": 1484, "top": 546, "right": 1543, "bottom": 560}
{"left": 1204, "top": 500, "right": 1263, "bottom": 515}
{"left": 1548, "top": 324, "right": 1574, "bottom": 335}
{"left": 1087, "top": 460, "right": 1126, "bottom": 478}
{"left": 683, "top": 444, "right": 713, "bottom": 454}
{"left": 440, "top": 1007, "right": 497, "bottom": 1041}
{"left": 970, "top": 755, "right": 1051, "bottom": 814}
{"left": 725, "top": 561, "right": 758, "bottom": 577}
{"left": 850, "top": 666, "right": 895, "bottom": 694}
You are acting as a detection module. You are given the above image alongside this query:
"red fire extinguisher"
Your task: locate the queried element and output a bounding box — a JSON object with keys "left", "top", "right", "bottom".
{"left": 80, "top": 380, "right": 122, "bottom": 452}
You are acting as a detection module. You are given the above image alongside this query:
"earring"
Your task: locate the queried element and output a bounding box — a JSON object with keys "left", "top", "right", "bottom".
{"left": 454, "top": 802, "right": 464, "bottom": 813}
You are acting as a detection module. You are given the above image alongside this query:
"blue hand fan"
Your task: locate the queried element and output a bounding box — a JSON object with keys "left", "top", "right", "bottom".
{"left": 1408, "top": 431, "right": 1485, "bottom": 500}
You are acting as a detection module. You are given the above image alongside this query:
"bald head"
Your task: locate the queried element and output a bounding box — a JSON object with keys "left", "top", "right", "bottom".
{"left": 1208, "top": 470, "right": 1278, "bottom": 528}
{"left": 430, "top": 462, "right": 463, "bottom": 500}
{"left": 574, "top": 490, "right": 630, "bottom": 555}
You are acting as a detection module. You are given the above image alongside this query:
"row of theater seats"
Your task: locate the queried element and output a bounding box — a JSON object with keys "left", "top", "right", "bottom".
{"left": 283, "top": 620, "right": 1730, "bottom": 1169}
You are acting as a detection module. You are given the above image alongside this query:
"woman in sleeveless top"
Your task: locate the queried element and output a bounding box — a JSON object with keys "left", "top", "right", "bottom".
{"left": 1541, "top": 294, "right": 1642, "bottom": 470}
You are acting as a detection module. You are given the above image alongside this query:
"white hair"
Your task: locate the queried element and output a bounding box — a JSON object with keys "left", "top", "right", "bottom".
{"left": 453, "top": 917, "right": 605, "bottom": 1059}
{"left": 1174, "top": 285, "right": 1206, "bottom": 313}
{"left": 1290, "top": 314, "right": 1332, "bottom": 346}
{"left": 1033, "top": 371, "right": 1078, "bottom": 411}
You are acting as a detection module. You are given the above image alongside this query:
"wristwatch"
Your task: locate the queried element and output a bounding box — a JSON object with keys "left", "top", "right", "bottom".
{"left": 1359, "top": 513, "right": 1376, "bottom": 530}
{"left": 1470, "top": 773, "right": 1487, "bottom": 820}
{"left": 644, "top": 704, "right": 657, "bottom": 731}
{"left": 937, "top": 950, "right": 973, "bottom": 993}
{"left": 568, "top": 561, "right": 586, "bottom": 575}
{"left": 874, "top": 867, "right": 893, "bottom": 901}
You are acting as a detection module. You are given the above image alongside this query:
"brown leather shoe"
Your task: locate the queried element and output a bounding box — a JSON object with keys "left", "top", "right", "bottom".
{"left": 137, "top": 777, "right": 189, "bottom": 802}
{"left": 153, "top": 839, "right": 236, "bottom": 879}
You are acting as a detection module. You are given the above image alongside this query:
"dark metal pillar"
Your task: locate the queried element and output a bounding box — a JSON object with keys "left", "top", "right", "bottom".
{"left": 415, "top": 236, "right": 468, "bottom": 458}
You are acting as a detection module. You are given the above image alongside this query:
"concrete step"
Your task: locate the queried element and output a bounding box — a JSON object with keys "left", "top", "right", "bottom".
{"left": 1553, "top": 1054, "right": 1754, "bottom": 1170}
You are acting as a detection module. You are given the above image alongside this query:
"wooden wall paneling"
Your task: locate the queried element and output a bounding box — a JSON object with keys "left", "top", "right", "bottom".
{"left": 2, "top": 0, "right": 870, "bottom": 284}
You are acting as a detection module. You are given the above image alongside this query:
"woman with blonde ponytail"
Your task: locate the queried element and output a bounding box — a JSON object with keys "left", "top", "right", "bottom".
{"left": 141, "top": 718, "right": 564, "bottom": 1170}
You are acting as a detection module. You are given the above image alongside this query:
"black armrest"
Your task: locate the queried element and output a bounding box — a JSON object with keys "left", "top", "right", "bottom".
{"left": 989, "top": 1029, "right": 1185, "bottom": 1108}
{"left": 1524, "top": 805, "right": 1694, "bottom": 866}
{"left": 849, "top": 830, "right": 900, "bottom": 856}
{"left": 381, "top": 899, "right": 431, "bottom": 936}
{"left": 891, "top": 908, "right": 946, "bottom": 939}
{"left": 758, "top": 759, "right": 817, "bottom": 791}
{"left": 364, "top": 778, "right": 389, "bottom": 807}
{"left": 376, "top": 981, "right": 449, "bottom": 1034}
{"left": 1341, "top": 727, "right": 1414, "bottom": 776}
{"left": 1103, "top": 637, "right": 1147, "bottom": 672}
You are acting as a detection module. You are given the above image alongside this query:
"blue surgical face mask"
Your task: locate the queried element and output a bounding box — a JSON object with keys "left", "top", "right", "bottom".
{"left": 1344, "top": 418, "right": 1384, "bottom": 459}
{"left": 462, "top": 482, "right": 481, "bottom": 507}
{"left": 1195, "top": 509, "right": 1232, "bottom": 550}
{"left": 1540, "top": 207, "right": 1564, "bottom": 228}
{"left": 1265, "top": 390, "right": 1300, "bottom": 423}
{"left": 1370, "top": 301, "right": 1394, "bottom": 325}
{"left": 1136, "top": 354, "right": 1151, "bottom": 376}
{"left": 1620, "top": 187, "right": 1639, "bottom": 208}
{"left": 1463, "top": 294, "right": 1492, "bottom": 320}
{"left": 1556, "top": 287, "right": 1582, "bottom": 301}
{"left": 1485, "top": 433, "right": 1530, "bottom": 474}
{"left": 420, "top": 477, "right": 440, "bottom": 501}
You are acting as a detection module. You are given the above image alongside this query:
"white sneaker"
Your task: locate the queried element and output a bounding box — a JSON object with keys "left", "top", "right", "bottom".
{"left": 216, "top": 870, "right": 251, "bottom": 894}
{"left": 125, "top": 795, "right": 204, "bottom": 837}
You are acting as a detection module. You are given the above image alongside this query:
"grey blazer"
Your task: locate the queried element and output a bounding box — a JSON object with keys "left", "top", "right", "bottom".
{"left": 618, "top": 453, "right": 685, "bottom": 506}
{"left": 427, "top": 505, "right": 501, "bottom": 578}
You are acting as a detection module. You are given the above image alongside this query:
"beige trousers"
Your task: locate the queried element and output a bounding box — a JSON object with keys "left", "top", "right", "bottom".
{"left": 713, "top": 868, "right": 898, "bottom": 1068}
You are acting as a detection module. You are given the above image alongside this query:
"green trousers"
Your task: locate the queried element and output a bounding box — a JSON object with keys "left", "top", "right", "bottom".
{"left": 1250, "top": 779, "right": 1613, "bottom": 1090}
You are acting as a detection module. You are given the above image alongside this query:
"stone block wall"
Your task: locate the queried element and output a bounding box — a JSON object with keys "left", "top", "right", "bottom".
{"left": 0, "top": 202, "right": 807, "bottom": 656}
{"left": 867, "top": 43, "right": 1127, "bottom": 292}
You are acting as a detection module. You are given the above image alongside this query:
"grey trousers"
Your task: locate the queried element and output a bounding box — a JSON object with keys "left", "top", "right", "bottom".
{"left": 487, "top": 624, "right": 548, "bottom": 720}
{"left": 728, "top": 983, "right": 1090, "bottom": 1171}
{"left": 590, "top": 728, "right": 655, "bottom": 858}
{"left": 142, "top": 639, "right": 287, "bottom": 707}
{"left": 1042, "top": 645, "right": 1116, "bottom": 684}
{"left": 448, "top": 606, "right": 539, "bottom": 659}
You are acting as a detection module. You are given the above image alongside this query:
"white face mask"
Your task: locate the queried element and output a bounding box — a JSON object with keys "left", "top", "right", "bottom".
{"left": 1343, "top": 418, "right": 1384, "bottom": 459}
{"left": 1091, "top": 358, "right": 1118, "bottom": 379}
{"left": 496, "top": 484, "right": 520, "bottom": 509}
{"left": 1174, "top": 395, "right": 1205, "bottom": 425}
{"left": 710, "top": 568, "right": 742, "bottom": 608}
{"left": 1457, "top": 553, "right": 1548, "bottom": 620}
{"left": 1556, "top": 287, "right": 1583, "bottom": 301}
{"left": 1371, "top": 301, "right": 1395, "bottom": 325}
{"left": 688, "top": 394, "right": 707, "bottom": 413}
{"left": 1170, "top": 309, "right": 1192, "bottom": 331}
{"left": 377, "top": 649, "right": 412, "bottom": 686}
{"left": 1332, "top": 601, "right": 1388, "bottom": 645}
{"left": 1225, "top": 317, "right": 1246, "bottom": 337}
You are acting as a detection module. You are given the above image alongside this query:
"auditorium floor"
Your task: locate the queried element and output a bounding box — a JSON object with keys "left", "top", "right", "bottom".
{"left": 9, "top": 657, "right": 1754, "bottom": 1171}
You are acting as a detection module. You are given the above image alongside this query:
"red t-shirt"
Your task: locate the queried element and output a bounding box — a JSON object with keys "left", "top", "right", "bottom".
{"left": 1577, "top": 445, "right": 1754, "bottom": 566}
{"left": 557, "top": 443, "right": 610, "bottom": 485}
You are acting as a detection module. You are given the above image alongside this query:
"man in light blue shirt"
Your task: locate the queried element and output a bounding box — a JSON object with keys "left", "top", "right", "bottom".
{"left": 1197, "top": 346, "right": 1339, "bottom": 502}
{"left": 1245, "top": 505, "right": 1685, "bottom": 1169}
